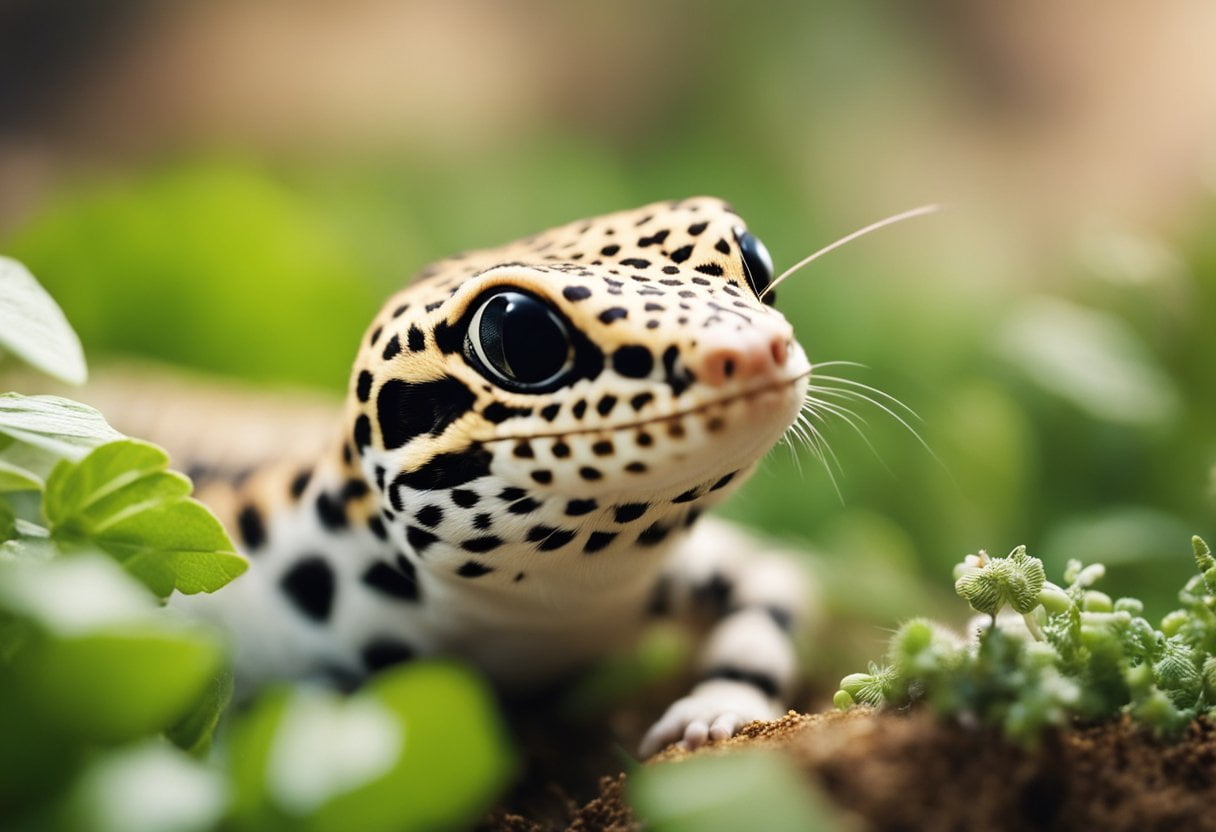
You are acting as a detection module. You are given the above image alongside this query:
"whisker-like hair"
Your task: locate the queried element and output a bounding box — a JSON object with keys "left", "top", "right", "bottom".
{"left": 811, "top": 373, "right": 924, "bottom": 421}
{"left": 803, "top": 395, "right": 893, "bottom": 476}
{"left": 761, "top": 203, "right": 942, "bottom": 299}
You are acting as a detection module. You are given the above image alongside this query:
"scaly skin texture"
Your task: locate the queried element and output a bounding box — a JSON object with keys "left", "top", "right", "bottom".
{"left": 178, "top": 197, "right": 814, "bottom": 755}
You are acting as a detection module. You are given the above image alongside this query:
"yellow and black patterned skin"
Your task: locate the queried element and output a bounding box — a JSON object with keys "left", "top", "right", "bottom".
{"left": 182, "top": 197, "right": 814, "bottom": 755}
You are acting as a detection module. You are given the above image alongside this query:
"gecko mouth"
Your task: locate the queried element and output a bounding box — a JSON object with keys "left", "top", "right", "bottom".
{"left": 484, "top": 368, "right": 812, "bottom": 445}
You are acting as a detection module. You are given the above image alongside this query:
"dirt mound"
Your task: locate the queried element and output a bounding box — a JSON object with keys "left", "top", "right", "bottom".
{"left": 489, "top": 709, "right": 1216, "bottom": 831}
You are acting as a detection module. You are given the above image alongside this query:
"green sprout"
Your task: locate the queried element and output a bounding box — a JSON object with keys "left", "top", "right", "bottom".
{"left": 836, "top": 536, "right": 1216, "bottom": 744}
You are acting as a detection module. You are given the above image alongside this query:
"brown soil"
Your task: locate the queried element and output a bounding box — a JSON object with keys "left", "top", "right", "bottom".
{"left": 487, "top": 709, "right": 1216, "bottom": 831}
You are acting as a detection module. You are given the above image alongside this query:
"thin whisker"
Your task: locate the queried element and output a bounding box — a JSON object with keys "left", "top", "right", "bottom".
{"left": 762, "top": 203, "right": 942, "bottom": 299}
{"left": 811, "top": 375, "right": 924, "bottom": 421}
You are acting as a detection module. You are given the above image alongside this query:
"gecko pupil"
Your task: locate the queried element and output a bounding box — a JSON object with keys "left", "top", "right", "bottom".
{"left": 467, "top": 291, "right": 573, "bottom": 390}
{"left": 736, "top": 230, "right": 775, "bottom": 304}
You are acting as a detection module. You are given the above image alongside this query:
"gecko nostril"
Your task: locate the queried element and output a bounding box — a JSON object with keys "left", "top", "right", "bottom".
{"left": 723, "top": 359, "right": 735, "bottom": 379}
{"left": 770, "top": 338, "right": 788, "bottom": 367}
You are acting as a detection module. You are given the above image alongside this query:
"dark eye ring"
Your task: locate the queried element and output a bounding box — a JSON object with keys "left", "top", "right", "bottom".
{"left": 464, "top": 290, "right": 575, "bottom": 392}
{"left": 735, "top": 227, "right": 775, "bottom": 304}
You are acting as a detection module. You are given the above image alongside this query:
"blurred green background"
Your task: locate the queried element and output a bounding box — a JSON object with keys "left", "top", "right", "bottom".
{"left": 3, "top": 0, "right": 1215, "bottom": 681}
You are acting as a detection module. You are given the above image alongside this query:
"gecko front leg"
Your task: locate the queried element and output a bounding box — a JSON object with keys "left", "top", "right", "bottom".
{"left": 640, "top": 516, "right": 814, "bottom": 756}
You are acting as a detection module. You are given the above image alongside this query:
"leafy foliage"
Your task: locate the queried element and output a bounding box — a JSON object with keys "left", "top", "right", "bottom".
{"left": 0, "top": 256, "right": 87, "bottom": 384}
{"left": 835, "top": 537, "right": 1216, "bottom": 743}
{"left": 0, "top": 261, "right": 513, "bottom": 831}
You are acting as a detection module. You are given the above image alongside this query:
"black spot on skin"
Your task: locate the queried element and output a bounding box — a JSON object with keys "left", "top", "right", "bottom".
{"left": 540, "top": 403, "right": 561, "bottom": 421}
{"left": 579, "top": 466, "right": 602, "bottom": 481}
{"left": 672, "top": 488, "right": 699, "bottom": 503}
{"left": 457, "top": 560, "right": 494, "bottom": 578}
{"left": 763, "top": 604, "right": 794, "bottom": 632}
{"left": 661, "top": 346, "right": 694, "bottom": 397}
{"left": 600, "top": 244, "right": 620, "bottom": 256}
{"left": 402, "top": 325, "right": 423, "bottom": 352}
{"left": 472, "top": 512, "right": 493, "bottom": 530}
{"left": 614, "top": 503, "right": 648, "bottom": 523}
{"left": 377, "top": 377, "right": 477, "bottom": 450}
{"left": 572, "top": 400, "right": 588, "bottom": 419}
{"left": 531, "top": 470, "right": 553, "bottom": 485}
{"left": 635, "top": 214, "right": 653, "bottom": 226}
{"left": 702, "top": 665, "right": 779, "bottom": 699}
{"left": 369, "top": 325, "right": 383, "bottom": 346}
{"left": 584, "top": 531, "right": 617, "bottom": 554}
{"left": 693, "top": 572, "right": 733, "bottom": 616}
{"left": 636, "top": 431, "right": 653, "bottom": 447}
{"left": 462, "top": 536, "right": 503, "bottom": 553}
{"left": 630, "top": 392, "right": 654, "bottom": 411}
{"left": 356, "top": 370, "right": 373, "bottom": 403}
{"left": 637, "top": 521, "right": 671, "bottom": 546}
{"left": 389, "top": 484, "right": 406, "bottom": 512}
{"left": 710, "top": 471, "right": 737, "bottom": 491}
{"left": 395, "top": 446, "right": 492, "bottom": 490}
{"left": 374, "top": 466, "right": 386, "bottom": 492}
{"left": 237, "top": 504, "right": 266, "bottom": 550}
{"left": 552, "top": 442, "right": 570, "bottom": 458}
{"left": 692, "top": 277, "right": 711, "bottom": 286}
{"left": 644, "top": 302, "right": 665, "bottom": 312}
{"left": 707, "top": 417, "right": 725, "bottom": 433}
{"left": 638, "top": 230, "right": 670, "bottom": 247}
{"left": 537, "top": 528, "right": 576, "bottom": 551}
{"left": 315, "top": 492, "right": 348, "bottom": 529}
{"left": 592, "top": 440, "right": 614, "bottom": 456}
{"left": 625, "top": 462, "right": 647, "bottom": 473}
{"left": 684, "top": 508, "right": 702, "bottom": 526}
{"left": 670, "top": 245, "right": 694, "bottom": 263}
{"left": 566, "top": 498, "right": 598, "bottom": 516}
{"left": 715, "top": 238, "right": 731, "bottom": 254}
{"left": 368, "top": 515, "right": 388, "bottom": 540}
{"left": 432, "top": 320, "right": 462, "bottom": 354}
{"left": 662, "top": 266, "right": 679, "bottom": 274}
{"left": 341, "top": 478, "right": 370, "bottom": 501}
{"left": 406, "top": 525, "right": 438, "bottom": 553}
{"left": 513, "top": 441, "right": 535, "bottom": 459}
{"left": 280, "top": 557, "right": 335, "bottom": 622}
{"left": 415, "top": 504, "right": 443, "bottom": 527}
{"left": 362, "top": 561, "right": 420, "bottom": 602}
{"left": 382, "top": 334, "right": 402, "bottom": 360}
{"left": 668, "top": 423, "right": 686, "bottom": 439}
{"left": 596, "top": 395, "right": 617, "bottom": 416}
{"left": 620, "top": 258, "right": 650, "bottom": 269}
{"left": 695, "top": 263, "right": 725, "bottom": 277}
{"left": 498, "top": 487, "right": 526, "bottom": 501}
{"left": 450, "top": 488, "right": 479, "bottom": 508}
{"left": 362, "top": 638, "right": 416, "bottom": 672}
{"left": 484, "top": 402, "right": 532, "bottom": 424}
{"left": 508, "top": 497, "right": 541, "bottom": 515}
{"left": 598, "top": 307, "right": 628, "bottom": 324}
{"left": 688, "top": 221, "right": 708, "bottom": 236}
{"left": 514, "top": 572, "right": 526, "bottom": 582}
{"left": 353, "top": 415, "right": 372, "bottom": 451}
{"left": 393, "top": 303, "right": 409, "bottom": 317}
{"left": 424, "top": 300, "right": 443, "bottom": 313}
{"left": 289, "top": 467, "right": 313, "bottom": 499}
{"left": 648, "top": 575, "right": 672, "bottom": 616}
{"left": 612, "top": 345, "right": 654, "bottom": 378}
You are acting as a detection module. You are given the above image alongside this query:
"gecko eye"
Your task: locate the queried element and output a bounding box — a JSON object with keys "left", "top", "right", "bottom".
{"left": 465, "top": 290, "right": 575, "bottom": 391}
{"left": 736, "top": 229, "right": 775, "bottom": 304}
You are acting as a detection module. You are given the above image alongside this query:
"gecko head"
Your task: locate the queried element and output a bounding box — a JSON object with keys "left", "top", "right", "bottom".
{"left": 345, "top": 198, "right": 809, "bottom": 553}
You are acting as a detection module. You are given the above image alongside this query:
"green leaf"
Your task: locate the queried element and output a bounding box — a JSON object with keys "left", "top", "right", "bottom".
{"left": 0, "top": 457, "right": 44, "bottom": 492}
{"left": 228, "top": 662, "right": 513, "bottom": 832}
{"left": 1, "top": 556, "right": 223, "bottom": 745}
{"left": 629, "top": 751, "right": 838, "bottom": 832}
{"left": 0, "top": 393, "right": 123, "bottom": 461}
{"left": 166, "top": 667, "right": 234, "bottom": 757}
{"left": 0, "top": 256, "right": 87, "bottom": 384}
{"left": 10, "top": 624, "right": 222, "bottom": 744}
{"left": 60, "top": 742, "right": 229, "bottom": 832}
{"left": 44, "top": 439, "right": 246, "bottom": 596}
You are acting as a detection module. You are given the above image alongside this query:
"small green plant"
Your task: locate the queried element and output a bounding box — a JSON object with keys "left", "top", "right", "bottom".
{"left": 834, "top": 537, "right": 1216, "bottom": 743}
{"left": 0, "top": 257, "right": 511, "bottom": 831}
